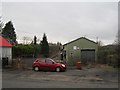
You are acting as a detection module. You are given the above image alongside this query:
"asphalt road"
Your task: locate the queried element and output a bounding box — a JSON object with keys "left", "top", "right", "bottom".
{"left": 2, "top": 66, "right": 119, "bottom": 88}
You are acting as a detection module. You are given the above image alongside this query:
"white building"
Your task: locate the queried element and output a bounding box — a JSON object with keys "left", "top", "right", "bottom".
{"left": 0, "top": 36, "right": 12, "bottom": 65}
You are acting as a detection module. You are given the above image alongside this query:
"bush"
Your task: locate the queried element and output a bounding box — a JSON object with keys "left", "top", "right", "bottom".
{"left": 12, "top": 44, "right": 40, "bottom": 58}
{"left": 98, "top": 45, "right": 118, "bottom": 68}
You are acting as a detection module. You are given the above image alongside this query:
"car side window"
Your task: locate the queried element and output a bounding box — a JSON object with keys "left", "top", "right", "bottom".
{"left": 38, "top": 59, "right": 45, "bottom": 63}
{"left": 46, "top": 59, "right": 53, "bottom": 64}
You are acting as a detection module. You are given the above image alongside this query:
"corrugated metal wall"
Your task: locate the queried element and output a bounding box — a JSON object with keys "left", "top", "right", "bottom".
{"left": 0, "top": 47, "right": 12, "bottom": 63}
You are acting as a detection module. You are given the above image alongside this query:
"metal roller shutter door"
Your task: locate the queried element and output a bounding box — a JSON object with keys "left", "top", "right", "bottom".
{"left": 81, "top": 49, "right": 95, "bottom": 64}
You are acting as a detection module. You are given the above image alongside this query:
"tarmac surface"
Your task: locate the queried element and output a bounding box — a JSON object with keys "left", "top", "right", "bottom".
{"left": 2, "top": 65, "right": 119, "bottom": 88}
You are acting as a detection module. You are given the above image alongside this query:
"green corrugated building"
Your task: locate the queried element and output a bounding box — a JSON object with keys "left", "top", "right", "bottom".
{"left": 63, "top": 37, "right": 98, "bottom": 66}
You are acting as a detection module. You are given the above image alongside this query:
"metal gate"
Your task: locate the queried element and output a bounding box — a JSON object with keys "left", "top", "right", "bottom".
{"left": 81, "top": 49, "right": 95, "bottom": 64}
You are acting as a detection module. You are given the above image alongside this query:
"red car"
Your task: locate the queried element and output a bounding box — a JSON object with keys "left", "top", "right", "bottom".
{"left": 32, "top": 58, "right": 66, "bottom": 72}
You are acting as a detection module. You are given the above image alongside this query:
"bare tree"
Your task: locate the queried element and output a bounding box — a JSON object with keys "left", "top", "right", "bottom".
{"left": 22, "top": 36, "right": 32, "bottom": 44}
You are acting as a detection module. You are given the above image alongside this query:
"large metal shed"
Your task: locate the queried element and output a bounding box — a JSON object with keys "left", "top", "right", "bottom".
{"left": 63, "top": 37, "right": 98, "bottom": 66}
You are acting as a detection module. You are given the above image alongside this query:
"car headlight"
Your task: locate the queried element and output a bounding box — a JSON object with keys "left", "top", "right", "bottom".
{"left": 61, "top": 64, "right": 65, "bottom": 67}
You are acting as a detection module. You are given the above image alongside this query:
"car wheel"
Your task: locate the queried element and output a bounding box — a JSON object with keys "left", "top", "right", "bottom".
{"left": 34, "top": 66, "right": 39, "bottom": 71}
{"left": 55, "top": 67, "right": 61, "bottom": 72}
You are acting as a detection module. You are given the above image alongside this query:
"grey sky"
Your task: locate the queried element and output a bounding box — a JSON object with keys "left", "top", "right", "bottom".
{"left": 2, "top": 2, "right": 118, "bottom": 45}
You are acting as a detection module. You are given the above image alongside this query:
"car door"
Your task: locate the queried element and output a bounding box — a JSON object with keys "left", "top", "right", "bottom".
{"left": 38, "top": 59, "right": 48, "bottom": 71}
{"left": 45, "top": 59, "right": 55, "bottom": 71}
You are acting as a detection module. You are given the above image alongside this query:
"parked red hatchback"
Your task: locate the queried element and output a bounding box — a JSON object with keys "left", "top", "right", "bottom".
{"left": 32, "top": 58, "right": 66, "bottom": 72}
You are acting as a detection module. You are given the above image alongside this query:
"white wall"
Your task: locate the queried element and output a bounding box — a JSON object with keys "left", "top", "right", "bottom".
{"left": 0, "top": 47, "right": 12, "bottom": 64}
{"left": 0, "top": 47, "right": 2, "bottom": 66}
{"left": 0, "top": 47, "right": 2, "bottom": 60}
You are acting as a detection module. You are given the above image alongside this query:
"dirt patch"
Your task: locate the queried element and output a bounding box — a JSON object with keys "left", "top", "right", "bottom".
{"left": 12, "top": 58, "right": 31, "bottom": 70}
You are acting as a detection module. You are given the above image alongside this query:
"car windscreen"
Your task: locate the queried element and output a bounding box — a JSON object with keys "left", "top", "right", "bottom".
{"left": 47, "top": 59, "right": 56, "bottom": 63}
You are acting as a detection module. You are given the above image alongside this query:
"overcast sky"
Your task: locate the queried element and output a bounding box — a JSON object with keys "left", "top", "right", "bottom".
{"left": 2, "top": 1, "right": 118, "bottom": 45}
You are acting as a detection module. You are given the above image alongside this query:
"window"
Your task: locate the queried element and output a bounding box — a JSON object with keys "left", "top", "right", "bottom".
{"left": 73, "top": 46, "right": 77, "bottom": 50}
{"left": 46, "top": 59, "right": 53, "bottom": 64}
{"left": 38, "top": 59, "right": 45, "bottom": 63}
{"left": 73, "top": 46, "right": 79, "bottom": 50}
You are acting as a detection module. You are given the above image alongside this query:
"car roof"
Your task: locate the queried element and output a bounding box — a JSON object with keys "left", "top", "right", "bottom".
{"left": 36, "top": 58, "right": 51, "bottom": 60}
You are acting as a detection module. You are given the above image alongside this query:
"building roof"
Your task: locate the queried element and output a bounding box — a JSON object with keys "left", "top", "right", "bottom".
{"left": 64, "top": 37, "right": 98, "bottom": 46}
{"left": 0, "top": 36, "right": 12, "bottom": 47}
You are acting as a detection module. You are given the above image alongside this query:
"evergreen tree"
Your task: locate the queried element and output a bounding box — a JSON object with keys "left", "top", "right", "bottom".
{"left": 2, "top": 21, "right": 17, "bottom": 45}
{"left": 40, "top": 33, "right": 49, "bottom": 57}
{"left": 34, "top": 36, "right": 37, "bottom": 44}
